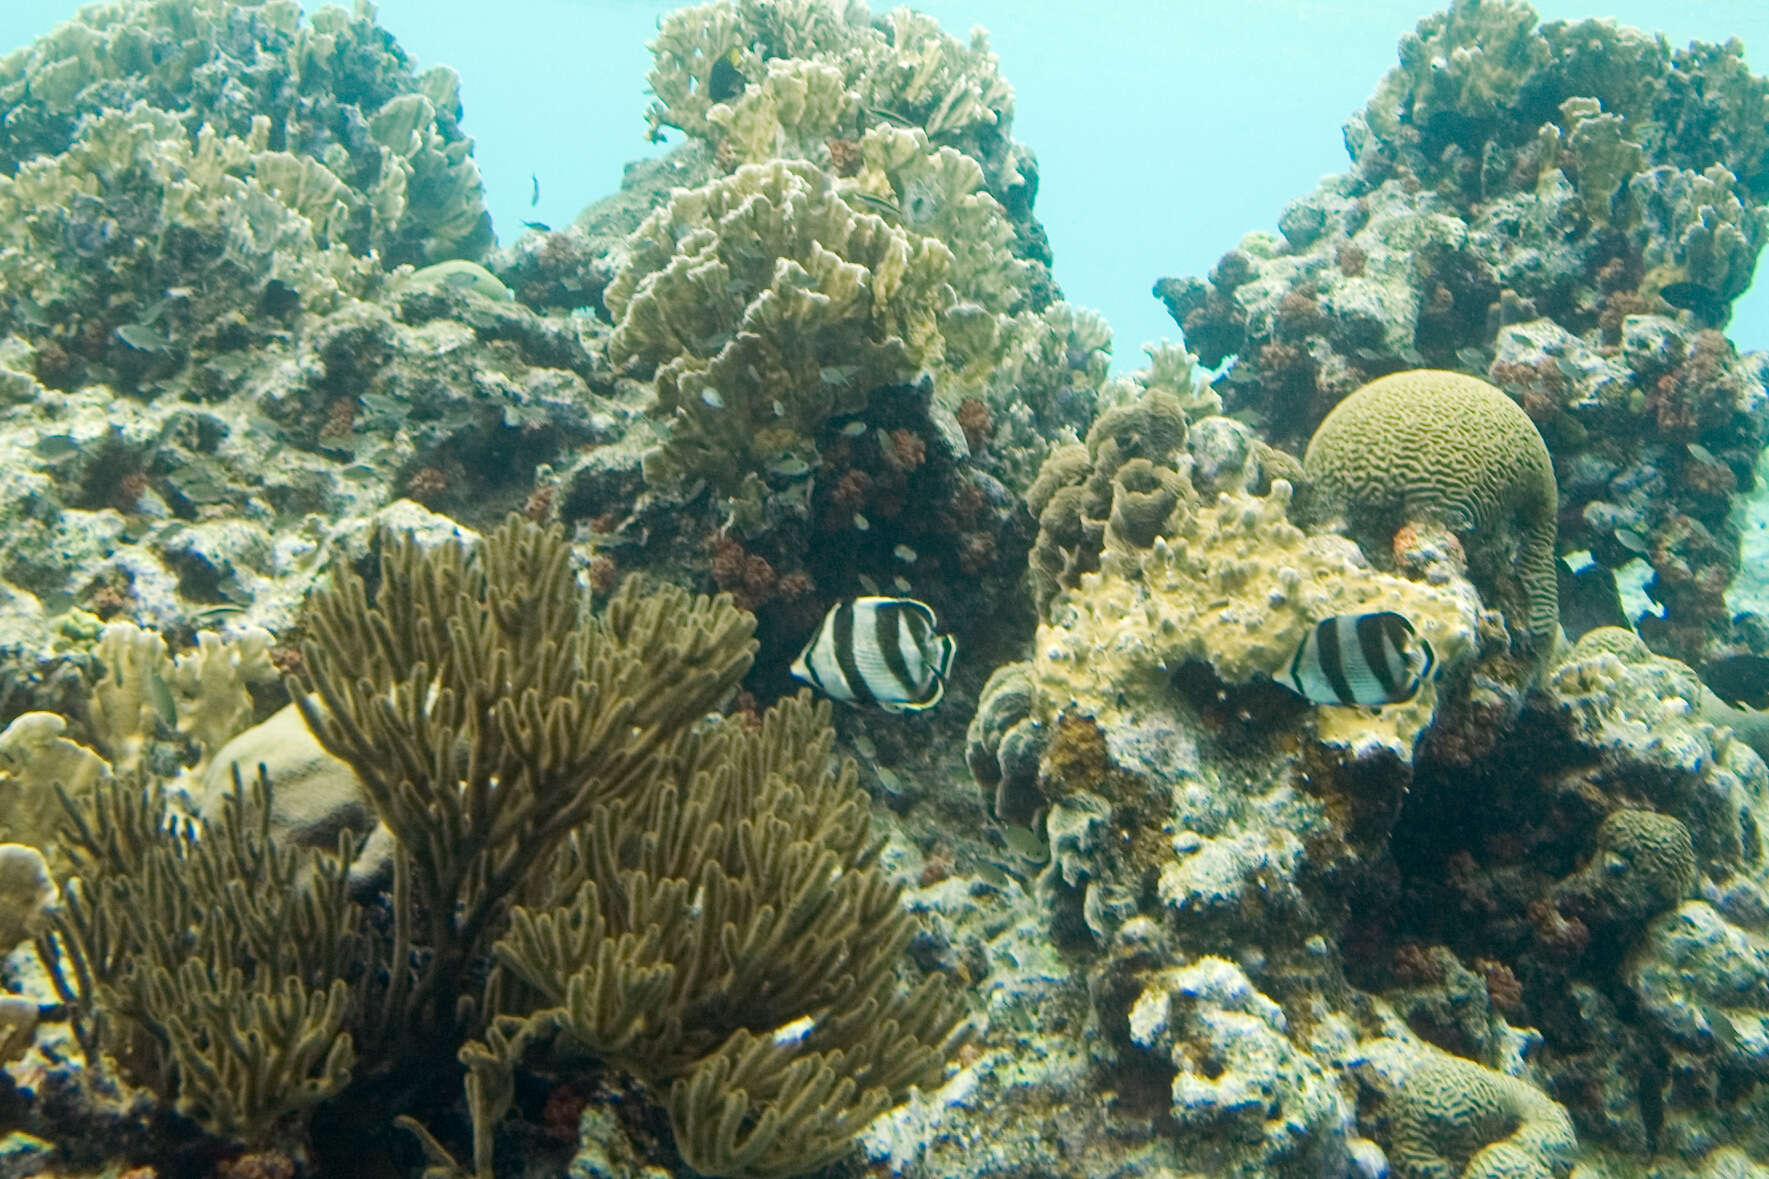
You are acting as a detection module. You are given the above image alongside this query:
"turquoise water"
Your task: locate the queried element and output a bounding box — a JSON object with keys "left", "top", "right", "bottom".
{"left": 9, "top": 0, "right": 1766, "bottom": 366}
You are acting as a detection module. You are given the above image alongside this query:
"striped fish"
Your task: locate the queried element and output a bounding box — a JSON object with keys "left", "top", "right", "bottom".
{"left": 1278, "top": 611, "right": 1436, "bottom": 709}
{"left": 791, "top": 596, "right": 957, "bottom": 713}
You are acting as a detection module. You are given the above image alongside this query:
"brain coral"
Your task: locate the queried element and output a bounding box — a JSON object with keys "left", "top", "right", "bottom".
{"left": 1303, "top": 370, "right": 1558, "bottom": 647}
{"left": 1555, "top": 808, "right": 1697, "bottom": 932}
{"left": 1367, "top": 1036, "right": 1577, "bottom": 1179}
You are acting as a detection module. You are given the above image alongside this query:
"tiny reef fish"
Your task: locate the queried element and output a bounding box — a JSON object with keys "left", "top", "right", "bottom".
{"left": 1278, "top": 611, "right": 1435, "bottom": 709}
{"left": 708, "top": 47, "right": 746, "bottom": 101}
{"left": 1657, "top": 280, "right": 1725, "bottom": 324}
{"left": 791, "top": 596, "right": 957, "bottom": 713}
{"left": 1699, "top": 653, "right": 1769, "bottom": 710}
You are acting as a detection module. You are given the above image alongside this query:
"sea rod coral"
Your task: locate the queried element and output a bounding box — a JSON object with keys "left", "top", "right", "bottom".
{"left": 24, "top": 518, "right": 968, "bottom": 1178}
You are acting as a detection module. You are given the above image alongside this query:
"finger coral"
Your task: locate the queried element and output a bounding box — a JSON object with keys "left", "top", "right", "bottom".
{"left": 48, "top": 770, "right": 361, "bottom": 1139}
{"left": 1303, "top": 369, "right": 1559, "bottom": 647}
{"left": 493, "top": 691, "right": 970, "bottom": 1178}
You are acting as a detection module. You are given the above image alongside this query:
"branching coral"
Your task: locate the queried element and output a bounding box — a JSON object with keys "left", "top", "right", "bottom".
{"left": 293, "top": 517, "right": 760, "bottom": 1052}
{"left": 492, "top": 691, "right": 969, "bottom": 1178}
{"left": 47, "top": 770, "right": 361, "bottom": 1140}
{"left": 0, "top": 620, "right": 272, "bottom": 864}
{"left": 26, "top": 518, "right": 967, "bottom": 1177}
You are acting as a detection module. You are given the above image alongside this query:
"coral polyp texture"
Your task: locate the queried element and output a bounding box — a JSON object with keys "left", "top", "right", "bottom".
{"left": 1156, "top": 0, "right": 1769, "bottom": 663}
{"left": 1302, "top": 369, "right": 1559, "bottom": 646}
{"left": 1038, "top": 479, "right": 1478, "bottom": 758}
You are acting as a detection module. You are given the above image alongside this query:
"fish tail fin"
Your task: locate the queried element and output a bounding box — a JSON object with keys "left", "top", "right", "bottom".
{"left": 935, "top": 634, "right": 957, "bottom": 679}
{"left": 1417, "top": 639, "right": 1437, "bottom": 684}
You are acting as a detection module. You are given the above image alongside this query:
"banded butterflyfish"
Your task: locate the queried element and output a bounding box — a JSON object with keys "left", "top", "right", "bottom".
{"left": 791, "top": 596, "right": 957, "bottom": 713}
{"left": 1277, "top": 611, "right": 1436, "bottom": 709}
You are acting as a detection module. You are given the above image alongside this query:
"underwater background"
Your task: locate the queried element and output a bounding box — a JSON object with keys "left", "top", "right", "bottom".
{"left": 8, "top": 0, "right": 1769, "bottom": 367}
{"left": 9, "top": 0, "right": 1769, "bottom": 1177}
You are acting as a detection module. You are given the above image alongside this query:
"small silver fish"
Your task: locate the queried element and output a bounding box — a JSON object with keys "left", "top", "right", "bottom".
{"left": 791, "top": 596, "right": 957, "bottom": 713}
{"left": 1278, "top": 611, "right": 1435, "bottom": 709}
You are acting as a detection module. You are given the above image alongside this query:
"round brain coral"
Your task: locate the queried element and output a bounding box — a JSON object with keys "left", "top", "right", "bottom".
{"left": 1303, "top": 369, "right": 1559, "bottom": 646}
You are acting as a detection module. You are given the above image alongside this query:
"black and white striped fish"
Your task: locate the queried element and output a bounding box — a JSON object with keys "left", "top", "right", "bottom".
{"left": 791, "top": 596, "right": 957, "bottom": 713}
{"left": 1277, "top": 611, "right": 1436, "bottom": 708}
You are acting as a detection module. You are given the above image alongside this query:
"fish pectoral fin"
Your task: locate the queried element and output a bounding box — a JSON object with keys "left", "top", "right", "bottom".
{"left": 935, "top": 634, "right": 957, "bottom": 679}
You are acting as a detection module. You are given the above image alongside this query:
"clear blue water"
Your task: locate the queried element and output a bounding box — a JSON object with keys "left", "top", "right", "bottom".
{"left": 10, "top": 0, "right": 1766, "bottom": 369}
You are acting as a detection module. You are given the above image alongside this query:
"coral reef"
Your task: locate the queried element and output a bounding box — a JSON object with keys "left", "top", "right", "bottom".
{"left": 11, "top": 1, "right": 1769, "bottom": 1177}
{"left": 604, "top": 156, "right": 965, "bottom": 495}
{"left": 1038, "top": 480, "right": 1479, "bottom": 758}
{"left": 1155, "top": 0, "right": 1769, "bottom": 663}
{"left": 643, "top": 0, "right": 1034, "bottom": 244}
{"left": 0, "top": 0, "right": 493, "bottom": 267}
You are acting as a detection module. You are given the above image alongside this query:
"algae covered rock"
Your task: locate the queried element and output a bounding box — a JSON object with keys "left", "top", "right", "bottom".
{"left": 1544, "top": 626, "right": 1768, "bottom": 869}
{"left": 1624, "top": 899, "right": 1769, "bottom": 1160}
{"left": 1126, "top": 956, "right": 1354, "bottom": 1176}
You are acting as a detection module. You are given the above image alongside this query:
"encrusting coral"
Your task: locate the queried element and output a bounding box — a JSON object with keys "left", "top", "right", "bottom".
{"left": 26, "top": 517, "right": 967, "bottom": 1179}
{"left": 1038, "top": 479, "right": 1479, "bottom": 760}
{"left": 1303, "top": 369, "right": 1559, "bottom": 647}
